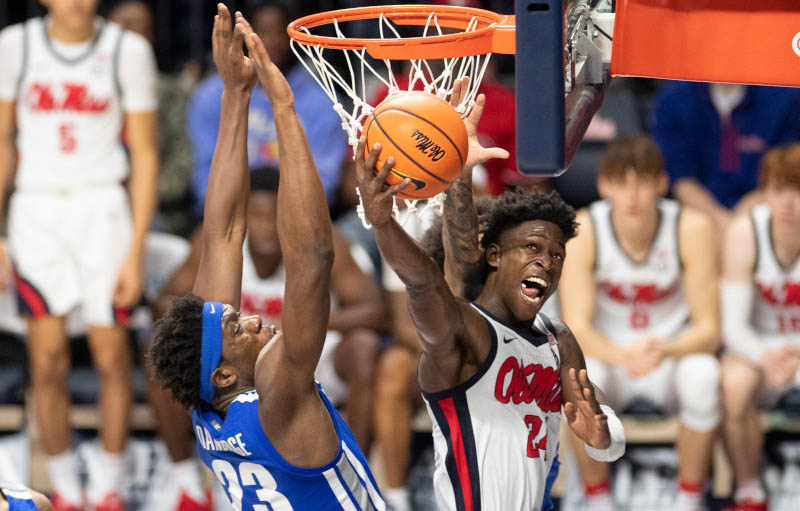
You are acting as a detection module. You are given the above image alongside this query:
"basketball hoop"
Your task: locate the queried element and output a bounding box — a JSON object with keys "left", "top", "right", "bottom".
{"left": 287, "top": 4, "right": 515, "bottom": 228}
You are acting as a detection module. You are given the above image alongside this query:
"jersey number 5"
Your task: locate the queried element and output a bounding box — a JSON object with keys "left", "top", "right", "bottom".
{"left": 212, "top": 460, "right": 294, "bottom": 511}
{"left": 59, "top": 123, "right": 77, "bottom": 153}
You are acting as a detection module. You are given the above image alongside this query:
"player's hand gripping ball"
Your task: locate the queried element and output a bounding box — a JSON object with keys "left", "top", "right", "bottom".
{"left": 363, "top": 91, "right": 469, "bottom": 200}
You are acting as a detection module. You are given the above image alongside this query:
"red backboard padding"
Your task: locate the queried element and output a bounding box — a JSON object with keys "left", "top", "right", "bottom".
{"left": 611, "top": 0, "right": 800, "bottom": 87}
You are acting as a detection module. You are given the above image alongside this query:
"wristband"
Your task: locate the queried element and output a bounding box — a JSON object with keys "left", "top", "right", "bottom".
{"left": 584, "top": 404, "right": 626, "bottom": 462}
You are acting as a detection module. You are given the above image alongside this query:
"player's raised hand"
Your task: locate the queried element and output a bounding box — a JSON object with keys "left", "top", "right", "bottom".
{"left": 564, "top": 368, "right": 612, "bottom": 450}
{"left": 355, "top": 137, "right": 410, "bottom": 229}
{"left": 241, "top": 19, "right": 294, "bottom": 110}
{"left": 212, "top": 4, "right": 256, "bottom": 92}
{"left": 449, "top": 77, "right": 509, "bottom": 173}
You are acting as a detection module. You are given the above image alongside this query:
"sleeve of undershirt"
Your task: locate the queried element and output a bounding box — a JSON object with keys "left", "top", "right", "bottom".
{"left": 0, "top": 24, "right": 24, "bottom": 101}
{"left": 117, "top": 30, "right": 157, "bottom": 112}
{"left": 721, "top": 280, "right": 788, "bottom": 364}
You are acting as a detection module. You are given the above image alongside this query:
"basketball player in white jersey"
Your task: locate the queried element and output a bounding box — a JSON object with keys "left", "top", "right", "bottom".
{"left": 720, "top": 145, "right": 800, "bottom": 511}
{"left": 357, "top": 87, "right": 625, "bottom": 510}
{"left": 0, "top": 1, "right": 158, "bottom": 509}
{"left": 559, "top": 136, "right": 721, "bottom": 511}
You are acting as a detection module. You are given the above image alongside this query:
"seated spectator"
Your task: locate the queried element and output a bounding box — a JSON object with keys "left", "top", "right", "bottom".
{"left": 720, "top": 144, "right": 800, "bottom": 511}
{"left": 109, "top": 0, "right": 198, "bottom": 237}
{"left": 652, "top": 82, "right": 800, "bottom": 243}
{"left": 187, "top": 0, "right": 347, "bottom": 218}
{"left": 559, "top": 136, "right": 721, "bottom": 511}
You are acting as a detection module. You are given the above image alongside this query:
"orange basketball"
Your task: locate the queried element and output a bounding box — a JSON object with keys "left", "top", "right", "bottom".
{"left": 363, "top": 91, "right": 468, "bottom": 200}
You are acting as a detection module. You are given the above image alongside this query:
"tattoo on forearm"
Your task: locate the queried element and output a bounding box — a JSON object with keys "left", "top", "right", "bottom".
{"left": 444, "top": 180, "right": 481, "bottom": 265}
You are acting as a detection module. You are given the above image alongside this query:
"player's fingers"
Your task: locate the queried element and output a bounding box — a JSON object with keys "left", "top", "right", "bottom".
{"left": 582, "top": 385, "right": 603, "bottom": 414}
{"left": 354, "top": 137, "right": 367, "bottom": 182}
{"left": 568, "top": 367, "right": 583, "bottom": 397}
{"left": 233, "top": 23, "right": 246, "bottom": 52}
{"left": 485, "top": 147, "right": 510, "bottom": 161}
{"left": 450, "top": 77, "right": 465, "bottom": 108}
{"left": 564, "top": 402, "right": 577, "bottom": 423}
{"left": 387, "top": 178, "right": 411, "bottom": 197}
{"left": 467, "top": 93, "right": 486, "bottom": 126}
{"left": 364, "top": 143, "right": 382, "bottom": 179}
{"left": 217, "top": 3, "right": 231, "bottom": 37}
{"left": 375, "top": 155, "right": 395, "bottom": 183}
{"left": 235, "top": 12, "right": 254, "bottom": 35}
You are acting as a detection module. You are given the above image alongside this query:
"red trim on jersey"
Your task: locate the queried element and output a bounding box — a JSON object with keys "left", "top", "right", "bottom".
{"left": 439, "top": 397, "right": 473, "bottom": 511}
{"left": 13, "top": 271, "right": 49, "bottom": 317}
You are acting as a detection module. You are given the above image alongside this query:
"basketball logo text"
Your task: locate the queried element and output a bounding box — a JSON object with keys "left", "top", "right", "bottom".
{"left": 26, "top": 82, "right": 110, "bottom": 113}
{"left": 411, "top": 129, "right": 446, "bottom": 162}
{"left": 494, "top": 357, "right": 561, "bottom": 413}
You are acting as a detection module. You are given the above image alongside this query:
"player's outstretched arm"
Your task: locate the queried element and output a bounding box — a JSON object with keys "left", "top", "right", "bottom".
{"left": 441, "top": 78, "right": 508, "bottom": 295}
{"left": 243, "top": 23, "right": 334, "bottom": 383}
{"left": 554, "top": 319, "right": 625, "bottom": 461}
{"left": 357, "top": 140, "right": 488, "bottom": 386}
{"left": 192, "top": 5, "right": 256, "bottom": 307}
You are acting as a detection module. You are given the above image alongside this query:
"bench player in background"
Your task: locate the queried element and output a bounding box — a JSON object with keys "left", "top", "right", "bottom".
{"left": 0, "top": 0, "right": 158, "bottom": 509}
{"left": 149, "top": 7, "right": 384, "bottom": 509}
{"left": 720, "top": 144, "right": 800, "bottom": 511}
{"left": 559, "top": 136, "right": 720, "bottom": 511}
{"left": 358, "top": 81, "right": 624, "bottom": 510}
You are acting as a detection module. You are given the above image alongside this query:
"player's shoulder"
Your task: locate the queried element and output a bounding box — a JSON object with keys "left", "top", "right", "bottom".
{"left": 114, "top": 24, "right": 153, "bottom": 58}
{"left": 0, "top": 22, "right": 24, "bottom": 49}
{"left": 678, "top": 205, "right": 713, "bottom": 238}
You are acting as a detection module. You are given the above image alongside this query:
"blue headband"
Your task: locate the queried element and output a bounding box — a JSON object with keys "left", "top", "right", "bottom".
{"left": 200, "top": 301, "right": 224, "bottom": 403}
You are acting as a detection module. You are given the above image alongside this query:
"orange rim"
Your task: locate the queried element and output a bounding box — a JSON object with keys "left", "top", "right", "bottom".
{"left": 287, "top": 4, "right": 516, "bottom": 59}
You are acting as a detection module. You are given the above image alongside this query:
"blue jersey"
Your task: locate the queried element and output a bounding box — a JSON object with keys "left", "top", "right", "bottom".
{"left": 193, "top": 386, "right": 385, "bottom": 510}
{"left": 0, "top": 482, "right": 38, "bottom": 511}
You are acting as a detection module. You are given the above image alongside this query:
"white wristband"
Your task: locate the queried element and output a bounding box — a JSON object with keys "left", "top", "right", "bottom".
{"left": 584, "top": 405, "right": 626, "bottom": 462}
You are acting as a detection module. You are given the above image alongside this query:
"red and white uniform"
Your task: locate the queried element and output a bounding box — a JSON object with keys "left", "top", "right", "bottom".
{"left": 590, "top": 199, "right": 686, "bottom": 343}
{"left": 0, "top": 17, "right": 156, "bottom": 326}
{"left": 750, "top": 203, "right": 800, "bottom": 337}
{"left": 239, "top": 242, "right": 348, "bottom": 405}
{"left": 423, "top": 305, "right": 561, "bottom": 511}
{"left": 586, "top": 199, "right": 720, "bottom": 431}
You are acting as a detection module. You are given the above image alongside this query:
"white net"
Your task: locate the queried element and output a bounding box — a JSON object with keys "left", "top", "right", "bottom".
{"left": 289, "top": 10, "right": 495, "bottom": 228}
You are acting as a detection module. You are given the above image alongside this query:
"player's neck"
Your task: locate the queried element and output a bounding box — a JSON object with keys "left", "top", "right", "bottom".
{"left": 47, "top": 17, "right": 96, "bottom": 44}
{"left": 475, "top": 282, "right": 535, "bottom": 331}
{"left": 213, "top": 384, "right": 256, "bottom": 415}
{"left": 770, "top": 221, "right": 800, "bottom": 268}
{"left": 610, "top": 206, "right": 660, "bottom": 261}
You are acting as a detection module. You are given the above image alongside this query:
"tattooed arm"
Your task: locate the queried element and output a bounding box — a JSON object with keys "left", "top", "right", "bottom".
{"left": 442, "top": 79, "right": 508, "bottom": 297}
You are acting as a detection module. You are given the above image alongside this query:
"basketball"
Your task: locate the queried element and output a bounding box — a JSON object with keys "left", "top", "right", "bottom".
{"left": 363, "top": 91, "right": 469, "bottom": 200}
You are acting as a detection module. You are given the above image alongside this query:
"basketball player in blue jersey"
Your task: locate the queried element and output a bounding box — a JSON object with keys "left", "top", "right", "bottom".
{"left": 0, "top": 482, "right": 52, "bottom": 511}
{"left": 357, "top": 79, "right": 626, "bottom": 509}
{"left": 148, "top": 6, "right": 384, "bottom": 511}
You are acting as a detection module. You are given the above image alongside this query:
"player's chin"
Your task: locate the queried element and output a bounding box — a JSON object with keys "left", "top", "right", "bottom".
{"left": 513, "top": 290, "right": 542, "bottom": 321}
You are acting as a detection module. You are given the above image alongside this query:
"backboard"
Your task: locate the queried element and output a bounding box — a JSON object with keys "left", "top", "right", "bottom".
{"left": 515, "top": 0, "right": 614, "bottom": 176}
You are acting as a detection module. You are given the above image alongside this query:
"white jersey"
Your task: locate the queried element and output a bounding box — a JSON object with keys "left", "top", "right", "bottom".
{"left": 750, "top": 204, "right": 800, "bottom": 335}
{"left": 590, "top": 199, "right": 687, "bottom": 344}
{"left": 0, "top": 17, "right": 156, "bottom": 191}
{"left": 423, "top": 305, "right": 561, "bottom": 511}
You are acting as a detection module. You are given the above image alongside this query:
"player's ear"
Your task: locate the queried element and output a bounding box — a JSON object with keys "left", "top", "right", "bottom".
{"left": 485, "top": 243, "right": 501, "bottom": 269}
{"left": 212, "top": 365, "right": 238, "bottom": 389}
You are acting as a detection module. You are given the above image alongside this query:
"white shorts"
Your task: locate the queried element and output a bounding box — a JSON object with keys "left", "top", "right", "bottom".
{"left": 8, "top": 186, "right": 132, "bottom": 327}
{"left": 315, "top": 331, "right": 347, "bottom": 406}
{"left": 586, "top": 353, "right": 721, "bottom": 431}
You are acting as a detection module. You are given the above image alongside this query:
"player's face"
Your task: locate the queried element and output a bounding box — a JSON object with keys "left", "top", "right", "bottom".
{"left": 219, "top": 304, "right": 280, "bottom": 385}
{"left": 247, "top": 191, "right": 281, "bottom": 263}
{"left": 41, "top": 0, "right": 99, "bottom": 29}
{"left": 598, "top": 169, "right": 667, "bottom": 221}
{"left": 488, "top": 220, "right": 566, "bottom": 322}
{"left": 766, "top": 182, "right": 800, "bottom": 230}
{"left": 253, "top": 7, "right": 290, "bottom": 70}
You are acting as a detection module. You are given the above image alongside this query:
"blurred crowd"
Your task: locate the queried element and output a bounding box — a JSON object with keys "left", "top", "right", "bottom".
{"left": 0, "top": 1, "right": 799, "bottom": 511}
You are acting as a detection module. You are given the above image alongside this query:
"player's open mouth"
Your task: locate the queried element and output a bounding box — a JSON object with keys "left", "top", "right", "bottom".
{"left": 520, "top": 276, "right": 548, "bottom": 304}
